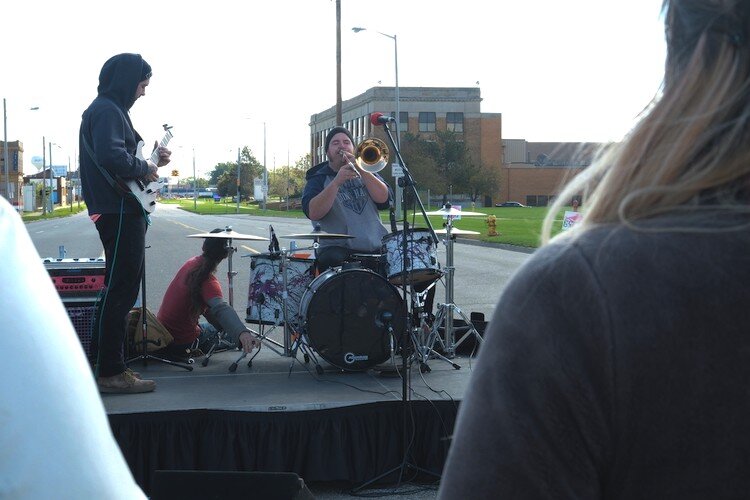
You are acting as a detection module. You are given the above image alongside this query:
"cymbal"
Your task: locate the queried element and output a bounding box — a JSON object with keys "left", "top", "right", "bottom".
{"left": 279, "top": 232, "right": 354, "bottom": 240}
{"left": 187, "top": 230, "right": 268, "bottom": 241}
{"left": 435, "top": 228, "right": 481, "bottom": 235}
{"left": 425, "top": 207, "right": 486, "bottom": 217}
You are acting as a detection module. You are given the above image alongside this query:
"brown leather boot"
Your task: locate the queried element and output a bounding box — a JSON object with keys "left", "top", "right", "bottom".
{"left": 97, "top": 370, "right": 156, "bottom": 394}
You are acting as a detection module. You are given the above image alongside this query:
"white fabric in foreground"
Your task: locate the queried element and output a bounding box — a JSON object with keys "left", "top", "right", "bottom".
{"left": 0, "top": 197, "right": 145, "bottom": 499}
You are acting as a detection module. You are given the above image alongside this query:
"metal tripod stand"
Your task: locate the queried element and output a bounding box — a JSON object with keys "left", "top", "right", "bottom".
{"left": 426, "top": 216, "right": 483, "bottom": 358}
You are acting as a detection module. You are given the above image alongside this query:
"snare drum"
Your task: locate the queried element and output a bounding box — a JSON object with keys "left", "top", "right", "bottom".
{"left": 381, "top": 229, "right": 441, "bottom": 285}
{"left": 246, "top": 254, "right": 315, "bottom": 326}
{"left": 299, "top": 267, "right": 405, "bottom": 371}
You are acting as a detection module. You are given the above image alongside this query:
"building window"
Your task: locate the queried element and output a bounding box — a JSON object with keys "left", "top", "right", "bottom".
{"left": 446, "top": 112, "right": 464, "bottom": 132}
{"left": 419, "top": 112, "right": 436, "bottom": 132}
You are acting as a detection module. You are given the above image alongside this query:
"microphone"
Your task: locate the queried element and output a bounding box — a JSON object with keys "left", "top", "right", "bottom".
{"left": 370, "top": 112, "right": 396, "bottom": 125}
{"left": 269, "top": 225, "right": 280, "bottom": 254}
{"left": 389, "top": 205, "right": 397, "bottom": 233}
{"left": 375, "top": 310, "right": 394, "bottom": 328}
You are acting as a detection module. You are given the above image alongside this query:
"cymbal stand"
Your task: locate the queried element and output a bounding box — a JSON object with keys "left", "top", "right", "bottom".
{"left": 427, "top": 216, "right": 483, "bottom": 358}
{"left": 202, "top": 226, "right": 243, "bottom": 366}
{"left": 410, "top": 283, "right": 461, "bottom": 371}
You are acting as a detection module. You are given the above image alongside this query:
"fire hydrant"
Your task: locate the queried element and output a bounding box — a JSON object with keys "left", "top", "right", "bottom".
{"left": 486, "top": 215, "right": 499, "bottom": 236}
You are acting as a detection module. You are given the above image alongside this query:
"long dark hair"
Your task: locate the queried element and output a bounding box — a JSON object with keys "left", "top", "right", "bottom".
{"left": 185, "top": 229, "right": 230, "bottom": 315}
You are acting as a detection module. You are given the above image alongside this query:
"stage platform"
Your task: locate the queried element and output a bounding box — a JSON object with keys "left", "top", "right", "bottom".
{"left": 107, "top": 327, "right": 481, "bottom": 497}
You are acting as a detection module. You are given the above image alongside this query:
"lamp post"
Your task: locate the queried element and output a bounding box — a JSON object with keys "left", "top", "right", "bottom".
{"left": 47, "top": 141, "right": 61, "bottom": 214}
{"left": 352, "top": 27, "right": 402, "bottom": 217}
{"left": 236, "top": 146, "right": 241, "bottom": 214}
{"left": 193, "top": 147, "right": 197, "bottom": 211}
{"left": 262, "top": 122, "right": 267, "bottom": 211}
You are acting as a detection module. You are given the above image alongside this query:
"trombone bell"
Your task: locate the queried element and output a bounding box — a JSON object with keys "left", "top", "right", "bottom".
{"left": 355, "top": 138, "right": 389, "bottom": 173}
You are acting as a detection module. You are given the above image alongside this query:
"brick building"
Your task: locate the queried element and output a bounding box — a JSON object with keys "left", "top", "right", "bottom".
{"left": 501, "top": 139, "right": 602, "bottom": 206}
{"left": 309, "top": 86, "right": 502, "bottom": 183}
{"left": 0, "top": 140, "right": 25, "bottom": 207}
{"left": 308, "top": 86, "right": 604, "bottom": 207}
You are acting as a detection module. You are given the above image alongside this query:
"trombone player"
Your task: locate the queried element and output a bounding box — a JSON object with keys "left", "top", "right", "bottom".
{"left": 302, "top": 126, "right": 393, "bottom": 270}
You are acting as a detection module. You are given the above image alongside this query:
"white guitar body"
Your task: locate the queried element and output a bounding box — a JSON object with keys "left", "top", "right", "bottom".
{"left": 124, "top": 125, "right": 173, "bottom": 213}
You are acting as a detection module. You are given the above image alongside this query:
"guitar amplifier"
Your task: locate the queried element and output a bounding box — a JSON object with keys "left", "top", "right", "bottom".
{"left": 61, "top": 297, "right": 98, "bottom": 357}
{"left": 42, "top": 258, "right": 106, "bottom": 297}
{"left": 43, "top": 258, "right": 106, "bottom": 357}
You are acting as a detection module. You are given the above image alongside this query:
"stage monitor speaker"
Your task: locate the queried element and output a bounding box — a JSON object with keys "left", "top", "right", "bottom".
{"left": 150, "top": 471, "right": 314, "bottom": 500}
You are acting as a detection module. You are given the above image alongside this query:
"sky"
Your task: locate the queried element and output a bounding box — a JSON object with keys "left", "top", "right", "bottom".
{"left": 1, "top": 0, "right": 666, "bottom": 179}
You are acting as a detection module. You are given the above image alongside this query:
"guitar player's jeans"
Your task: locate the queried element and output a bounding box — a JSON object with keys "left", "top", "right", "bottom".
{"left": 91, "top": 213, "right": 148, "bottom": 377}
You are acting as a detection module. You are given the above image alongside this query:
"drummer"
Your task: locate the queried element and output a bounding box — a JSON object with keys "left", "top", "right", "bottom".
{"left": 302, "top": 126, "right": 393, "bottom": 271}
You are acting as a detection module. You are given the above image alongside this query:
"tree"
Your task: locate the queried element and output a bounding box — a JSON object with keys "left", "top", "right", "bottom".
{"left": 211, "top": 146, "right": 264, "bottom": 199}
{"left": 400, "top": 130, "right": 486, "bottom": 201}
{"left": 185, "top": 177, "right": 209, "bottom": 189}
{"left": 268, "top": 154, "right": 310, "bottom": 200}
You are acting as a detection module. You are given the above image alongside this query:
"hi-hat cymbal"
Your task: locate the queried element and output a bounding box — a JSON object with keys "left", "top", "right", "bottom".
{"left": 435, "top": 228, "right": 481, "bottom": 235}
{"left": 187, "top": 230, "right": 268, "bottom": 241}
{"left": 425, "top": 207, "right": 486, "bottom": 217}
{"left": 279, "top": 231, "right": 354, "bottom": 240}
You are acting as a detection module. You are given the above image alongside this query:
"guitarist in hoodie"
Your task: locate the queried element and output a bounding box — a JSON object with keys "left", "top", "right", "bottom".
{"left": 79, "top": 53, "right": 171, "bottom": 394}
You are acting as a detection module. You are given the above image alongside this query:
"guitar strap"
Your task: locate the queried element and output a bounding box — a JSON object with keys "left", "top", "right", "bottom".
{"left": 81, "top": 135, "right": 150, "bottom": 222}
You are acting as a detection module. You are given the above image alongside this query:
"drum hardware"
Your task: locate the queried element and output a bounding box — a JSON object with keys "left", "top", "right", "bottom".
{"left": 425, "top": 206, "right": 487, "bottom": 217}
{"left": 278, "top": 231, "right": 354, "bottom": 239}
{"left": 424, "top": 216, "right": 484, "bottom": 358}
{"left": 408, "top": 282, "right": 461, "bottom": 371}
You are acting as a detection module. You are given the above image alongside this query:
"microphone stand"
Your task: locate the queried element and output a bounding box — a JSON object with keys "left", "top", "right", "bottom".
{"left": 352, "top": 121, "right": 440, "bottom": 493}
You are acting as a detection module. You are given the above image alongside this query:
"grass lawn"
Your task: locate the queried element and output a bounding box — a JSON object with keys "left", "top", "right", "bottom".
{"left": 168, "top": 198, "right": 572, "bottom": 249}
{"left": 21, "top": 203, "right": 88, "bottom": 222}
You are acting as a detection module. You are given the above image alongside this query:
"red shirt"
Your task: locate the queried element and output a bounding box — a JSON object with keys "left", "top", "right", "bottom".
{"left": 157, "top": 256, "right": 223, "bottom": 345}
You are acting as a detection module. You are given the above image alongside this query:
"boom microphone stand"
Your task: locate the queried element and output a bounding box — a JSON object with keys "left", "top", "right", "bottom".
{"left": 353, "top": 116, "right": 440, "bottom": 492}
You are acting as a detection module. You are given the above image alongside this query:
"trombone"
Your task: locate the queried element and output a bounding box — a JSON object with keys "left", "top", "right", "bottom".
{"left": 339, "top": 137, "right": 390, "bottom": 176}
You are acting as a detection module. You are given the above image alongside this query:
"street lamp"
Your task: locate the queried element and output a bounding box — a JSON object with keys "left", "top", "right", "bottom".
{"left": 236, "top": 147, "right": 242, "bottom": 214}
{"left": 352, "top": 26, "right": 403, "bottom": 216}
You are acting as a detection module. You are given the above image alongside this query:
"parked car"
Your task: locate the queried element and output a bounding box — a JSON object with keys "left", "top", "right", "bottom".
{"left": 495, "top": 201, "right": 528, "bottom": 208}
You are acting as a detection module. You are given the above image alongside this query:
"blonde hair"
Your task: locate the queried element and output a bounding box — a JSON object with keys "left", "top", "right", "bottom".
{"left": 543, "top": 0, "right": 750, "bottom": 243}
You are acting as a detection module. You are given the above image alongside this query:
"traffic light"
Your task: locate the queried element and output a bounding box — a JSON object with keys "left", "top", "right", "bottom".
{"left": 171, "top": 169, "right": 179, "bottom": 177}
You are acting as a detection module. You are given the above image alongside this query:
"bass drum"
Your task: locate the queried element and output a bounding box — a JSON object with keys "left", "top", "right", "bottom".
{"left": 299, "top": 268, "right": 406, "bottom": 371}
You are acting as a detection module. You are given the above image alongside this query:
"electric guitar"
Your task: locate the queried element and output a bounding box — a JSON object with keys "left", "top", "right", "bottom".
{"left": 120, "top": 124, "right": 173, "bottom": 213}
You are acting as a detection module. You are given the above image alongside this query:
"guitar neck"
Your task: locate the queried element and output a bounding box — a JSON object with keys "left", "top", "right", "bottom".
{"left": 150, "top": 129, "right": 174, "bottom": 164}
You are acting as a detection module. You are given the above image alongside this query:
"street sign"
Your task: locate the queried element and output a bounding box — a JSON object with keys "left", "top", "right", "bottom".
{"left": 391, "top": 162, "right": 404, "bottom": 178}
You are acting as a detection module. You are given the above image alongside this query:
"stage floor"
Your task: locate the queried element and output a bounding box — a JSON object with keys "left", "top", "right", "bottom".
{"left": 107, "top": 327, "right": 480, "bottom": 415}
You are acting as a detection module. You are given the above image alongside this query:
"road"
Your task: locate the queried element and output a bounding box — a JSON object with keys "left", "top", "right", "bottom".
{"left": 26, "top": 203, "right": 532, "bottom": 323}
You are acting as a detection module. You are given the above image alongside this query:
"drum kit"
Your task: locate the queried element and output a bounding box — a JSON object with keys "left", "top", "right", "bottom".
{"left": 187, "top": 207, "right": 484, "bottom": 373}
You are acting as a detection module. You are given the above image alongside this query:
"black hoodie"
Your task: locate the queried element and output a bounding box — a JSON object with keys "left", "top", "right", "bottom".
{"left": 79, "top": 53, "right": 152, "bottom": 214}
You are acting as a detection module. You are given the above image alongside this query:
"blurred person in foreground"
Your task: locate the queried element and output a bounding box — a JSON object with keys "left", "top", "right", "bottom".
{"left": 0, "top": 197, "right": 146, "bottom": 499}
{"left": 439, "top": 1, "right": 750, "bottom": 498}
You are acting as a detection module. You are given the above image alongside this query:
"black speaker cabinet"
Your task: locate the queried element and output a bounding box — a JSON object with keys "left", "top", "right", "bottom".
{"left": 150, "top": 471, "right": 315, "bottom": 500}
{"left": 62, "top": 297, "right": 98, "bottom": 357}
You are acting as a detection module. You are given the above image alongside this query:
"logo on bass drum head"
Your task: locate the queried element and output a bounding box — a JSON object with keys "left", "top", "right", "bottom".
{"left": 344, "top": 352, "right": 369, "bottom": 364}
